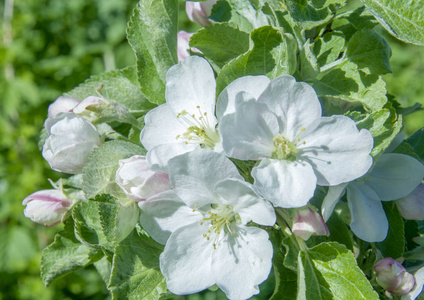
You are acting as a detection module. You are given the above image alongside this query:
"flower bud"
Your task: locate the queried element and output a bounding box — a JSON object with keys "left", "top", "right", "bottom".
{"left": 42, "top": 112, "right": 102, "bottom": 174}
{"left": 115, "top": 155, "right": 171, "bottom": 201}
{"left": 185, "top": 0, "right": 217, "bottom": 26}
{"left": 374, "top": 257, "right": 415, "bottom": 295}
{"left": 292, "top": 207, "right": 330, "bottom": 241}
{"left": 177, "top": 31, "right": 201, "bottom": 62}
{"left": 72, "top": 96, "right": 108, "bottom": 122}
{"left": 48, "top": 97, "right": 80, "bottom": 118}
{"left": 396, "top": 183, "right": 424, "bottom": 220}
{"left": 22, "top": 189, "right": 71, "bottom": 226}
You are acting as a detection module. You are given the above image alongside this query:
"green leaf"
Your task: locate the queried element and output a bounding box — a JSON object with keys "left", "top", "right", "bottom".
{"left": 313, "top": 61, "right": 387, "bottom": 112}
{"left": 82, "top": 140, "right": 145, "bottom": 202}
{"left": 216, "top": 25, "right": 296, "bottom": 94}
{"left": 298, "top": 242, "right": 379, "bottom": 299}
{"left": 94, "top": 256, "right": 113, "bottom": 285}
{"left": 41, "top": 220, "right": 103, "bottom": 286}
{"left": 108, "top": 229, "right": 167, "bottom": 300}
{"left": 66, "top": 66, "right": 155, "bottom": 112}
{"left": 126, "top": 0, "right": 178, "bottom": 105}
{"left": 282, "top": 236, "right": 300, "bottom": 271}
{"left": 359, "top": 0, "right": 424, "bottom": 45}
{"left": 189, "top": 23, "right": 250, "bottom": 68}
{"left": 313, "top": 31, "right": 346, "bottom": 68}
{"left": 326, "top": 213, "right": 354, "bottom": 252}
{"left": 407, "top": 128, "right": 424, "bottom": 161}
{"left": 393, "top": 140, "right": 422, "bottom": 162}
{"left": 285, "top": 0, "right": 333, "bottom": 30}
{"left": 345, "top": 29, "right": 391, "bottom": 75}
{"left": 375, "top": 202, "right": 405, "bottom": 259}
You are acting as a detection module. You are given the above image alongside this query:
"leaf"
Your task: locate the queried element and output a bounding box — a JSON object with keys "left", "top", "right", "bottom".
{"left": 108, "top": 229, "right": 167, "bottom": 300}
{"left": 326, "top": 213, "right": 354, "bottom": 252}
{"left": 313, "top": 61, "right": 387, "bottom": 112}
{"left": 66, "top": 66, "right": 155, "bottom": 112}
{"left": 360, "top": 0, "right": 424, "bottom": 45}
{"left": 345, "top": 29, "right": 392, "bottom": 75}
{"left": 313, "top": 31, "right": 346, "bottom": 67}
{"left": 189, "top": 23, "right": 250, "bottom": 68}
{"left": 216, "top": 25, "right": 296, "bottom": 94}
{"left": 375, "top": 202, "right": 405, "bottom": 259}
{"left": 407, "top": 128, "right": 424, "bottom": 162}
{"left": 82, "top": 140, "right": 145, "bottom": 202}
{"left": 393, "top": 140, "right": 422, "bottom": 162}
{"left": 41, "top": 220, "right": 103, "bottom": 286}
{"left": 285, "top": 0, "right": 333, "bottom": 30}
{"left": 126, "top": 0, "right": 178, "bottom": 105}
{"left": 298, "top": 242, "right": 379, "bottom": 299}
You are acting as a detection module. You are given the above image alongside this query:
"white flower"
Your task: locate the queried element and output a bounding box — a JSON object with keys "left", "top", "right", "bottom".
{"left": 322, "top": 153, "right": 424, "bottom": 242}
{"left": 48, "top": 96, "right": 80, "bottom": 117}
{"left": 185, "top": 0, "right": 217, "bottom": 26}
{"left": 115, "top": 155, "right": 171, "bottom": 201}
{"left": 139, "top": 150, "right": 276, "bottom": 299}
{"left": 374, "top": 257, "right": 415, "bottom": 296}
{"left": 72, "top": 96, "right": 108, "bottom": 122}
{"left": 42, "top": 112, "right": 102, "bottom": 174}
{"left": 402, "top": 267, "right": 424, "bottom": 300}
{"left": 396, "top": 183, "right": 424, "bottom": 220}
{"left": 219, "top": 74, "right": 374, "bottom": 208}
{"left": 22, "top": 189, "right": 71, "bottom": 226}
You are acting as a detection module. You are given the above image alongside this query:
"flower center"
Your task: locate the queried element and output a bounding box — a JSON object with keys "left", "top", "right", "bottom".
{"left": 175, "top": 106, "right": 221, "bottom": 150}
{"left": 271, "top": 128, "right": 306, "bottom": 161}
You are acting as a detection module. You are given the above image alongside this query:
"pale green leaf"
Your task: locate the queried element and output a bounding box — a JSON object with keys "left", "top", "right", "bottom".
{"left": 285, "top": 0, "right": 333, "bottom": 30}
{"left": 127, "top": 0, "right": 178, "bottom": 104}
{"left": 108, "top": 229, "right": 167, "bottom": 300}
{"left": 313, "top": 31, "right": 346, "bottom": 67}
{"left": 360, "top": 0, "right": 424, "bottom": 45}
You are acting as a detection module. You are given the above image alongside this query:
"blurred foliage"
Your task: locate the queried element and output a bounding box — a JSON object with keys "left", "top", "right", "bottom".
{"left": 0, "top": 0, "right": 423, "bottom": 299}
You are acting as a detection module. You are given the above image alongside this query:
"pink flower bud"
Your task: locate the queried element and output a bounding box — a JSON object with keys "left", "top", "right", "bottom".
{"left": 186, "top": 0, "right": 217, "bottom": 26}
{"left": 22, "top": 190, "right": 71, "bottom": 226}
{"left": 177, "top": 31, "right": 201, "bottom": 62}
{"left": 396, "top": 183, "right": 424, "bottom": 220}
{"left": 292, "top": 207, "right": 330, "bottom": 241}
{"left": 374, "top": 258, "right": 415, "bottom": 295}
{"left": 48, "top": 97, "right": 80, "bottom": 118}
{"left": 72, "top": 96, "right": 108, "bottom": 121}
{"left": 115, "top": 155, "right": 171, "bottom": 202}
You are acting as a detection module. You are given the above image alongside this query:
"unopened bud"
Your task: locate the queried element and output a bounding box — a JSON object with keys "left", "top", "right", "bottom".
{"left": 186, "top": 0, "right": 217, "bottom": 26}
{"left": 292, "top": 207, "right": 330, "bottom": 241}
{"left": 396, "top": 183, "right": 424, "bottom": 220}
{"left": 374, "top": 257, "right": 415, "bottom": 295}
{"left": 115, "top": 155, "right": 171, "bottom": 202}
{"left": 72, "top": 96, "right": 108, "bottom": 122}
{"left": 22, "top": 189, "right": 71, "bottom": 226}
{"left": 177, "top": 31, "right": 201, "bottom": 62}
{"left": 48, "top": 97, "right": 80, "bottom": 118}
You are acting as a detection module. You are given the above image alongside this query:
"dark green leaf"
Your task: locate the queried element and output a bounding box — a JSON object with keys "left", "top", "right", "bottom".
{"left": 407, "top": 128, "right": 424, "bottom": 161}
{"left": 326, "top": 213, "right": 354, "bottom": 252}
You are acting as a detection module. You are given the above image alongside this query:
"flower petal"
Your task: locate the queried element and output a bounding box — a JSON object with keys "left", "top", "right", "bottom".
{"left": 146, "top": 143, "right": 198, "bottom": 172}
{"left": 321, "top": 183, "right": 348, "bottom": 222}
{"left": 140, "top": 104, "right": 188, "bottom": 151}
{"left": 139, "top": 191, "right": 203, "bottom": 244}
{"left": 402, "top": 267, "right": 424, "bottom": 300}
{"left": 165, "top": 56, "right": 216, "bottom": 122}
{"left": 219, "top": 96, "right": 279, "bottom": 160}
{"left": 299, "top": 115, "right": 373, "bottom": 186}
{"left": 365, "top": 153, "right": 424, "bottom": 201}
{"left": 214, "top": 178, "right": 276, "bottom": 226}
{"left": 160, "top": 223, "right": 215, "bottom": 295}
{"left": 211, "top": 226, "right": 273, "bottom": 300}
{"left": 252, "top": 158, "right": 317, "bottom": 208}
{"left": 257, "top": 75, "right": 322, "bottom": 140}
{"left": 216, "top": 75, "right": 270, "bottom": 119}
{"left": 168, "top": 150, "right": 242, "bottom": 207}
{"left": 347, "top": 183, "right": 388, "bottom": 242}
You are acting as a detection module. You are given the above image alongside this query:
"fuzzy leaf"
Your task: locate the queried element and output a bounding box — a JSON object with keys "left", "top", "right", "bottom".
{"left": 285, "top": 0, "right": 335, "bottom": 30}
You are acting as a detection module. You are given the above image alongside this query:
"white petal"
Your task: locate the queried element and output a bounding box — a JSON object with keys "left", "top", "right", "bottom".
{"left": 140, "top": 104, "right": 188, "bottom": 151}
{"left": 365, "top": 153, "right": 424, "bottom": 201}
{"left": 214, "top": 179, "right": 276, "bottom": 226}
{"left": 347, "top": 183, "right": 388, "bottom": 242}
{"left": 299, "top": 115, "right": 373, "bottom": 185}
{"left": 321, "top": 183, "right": 348, "bottom": 222}
{"left": 219, "top": 97, "right": 279, "bottom": 160}
{"left": 146, "top": 143, "right": 198, "bottom": 172}
{"left": 216, "top": 75, "right": 270, "bottom": 119}
{"left": 165, "top": 56, "right": 216, "bottom": 122}
{"left": 402, "top": 267, "right": 424, "bottom": 300}
{"left": 257, "top": 75, "right": 322, "bottom": 140}
{"left": 252, "top": 158, "right": 317, "bottom": 208}
{"left": 139, "top": 191, "right": 203, "bottom": 245}
{"left": 168, "top": 150, "right": 242, "bottom": 207}
{"left": 211, "top": 226, "right": 273, "bottom": 300}
{"left": 160, "top": 223, "right": 215, "bottom": 295}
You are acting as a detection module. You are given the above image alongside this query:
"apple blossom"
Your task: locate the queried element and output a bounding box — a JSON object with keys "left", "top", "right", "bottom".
{"left": 322, "top": 153, "right": 424, "bottom": 242}
{"left": 292, "top": 207, "right": 330, "bottom": 241}
{"left": 219, "top": 74, "right": 374, "bottom": 208}
{"left": 48, "top": 96, "right": 80, "bottom": 117}
{"left": 22, "top": 189, "right": 72, "bottom": 226}
{"left": 42, "top": 112, "right": 102, "bottom": 174}
{"left": 177, "top": 31, "right": 201, "bottom": 62}
{"left": 185, "top": 0, "right": 217, "bottom": 27}
{"left": 402, "top": 267, "right": 424, "bottom": 300}
{"left": 72, "top": 95, "right": 108, "bottom": 122}
{"left": 396, "top": 183, "right": 424, "bottom": 220}
{"left": 115, "top": 155, "right": 171, "bottom": 201}
{"left": 139, "top": 150, "right": 276, "bottom": 299}
{"left": 374, "top": 258, "right": 415, "bottom": 296}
